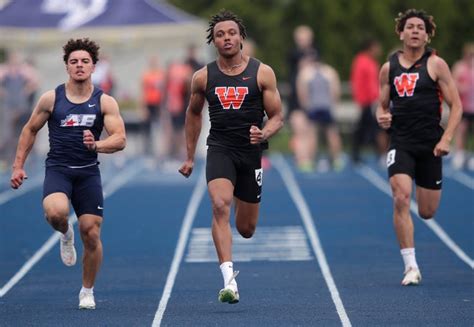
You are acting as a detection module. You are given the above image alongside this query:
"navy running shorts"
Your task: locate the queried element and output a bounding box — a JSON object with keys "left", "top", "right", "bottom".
{"left": 206, "top": 146, "right": 263, "bottom": 203}
{"left": 43, "top": 164, "right": 104, "bottom": 217}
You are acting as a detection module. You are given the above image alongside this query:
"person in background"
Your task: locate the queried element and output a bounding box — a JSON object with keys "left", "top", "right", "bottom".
{"left": 140, "top": 55, "right": 165, "bottom": 159}
{"left": 0, "top": 51, "right": 38, "bottom": 169}
{"left": 287, "top": 25, "right": 319, "bottom": 171}
{"left": 351, "top": 38, "right": 387, "bottom": 165}
{"left": 451, "top": 42, "right": 474, "bottom": 170}
{"left": 296, "top": 53, "right": 344, "bottom": 172}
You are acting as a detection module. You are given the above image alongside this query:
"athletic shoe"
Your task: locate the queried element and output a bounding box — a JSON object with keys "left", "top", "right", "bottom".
{"left": 218, "top": 270, "right": 240, "bottom": 304}
{"left": 401, "top": 267, "right": 422, "bottom": 286}
{"left": 60, "top": 225, "right": 77, "bottom": 266}
{"left": 78, "top": 292, "right": 96, "bottom": 310}
{"left": 218, "top": 288, "right": 239, "bottom": 304}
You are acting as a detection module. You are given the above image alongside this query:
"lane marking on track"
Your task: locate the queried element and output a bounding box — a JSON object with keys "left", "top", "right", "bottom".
{"left": 357, "top": 164, "right": 474, "bottom": 269}
{"left": 186, "top": 226, "right": 313, "bottom": 263}
{"left": 0, "top": 161, "right": 145, "bottom": 298}
{"left": 152, "top": 168, "right": 206, "bottom": 327}
{"left": 272, "top": 154, "right": 352, "bottom": 327}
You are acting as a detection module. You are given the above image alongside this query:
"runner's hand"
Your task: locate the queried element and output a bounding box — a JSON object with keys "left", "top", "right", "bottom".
{"left": 250, "top": 125, "right": 265, "bottom": 144}
{"left": 11, "top": 168, "right": 28, "bottom": 189}
{"left": 433, "top": 138, "right": 450, "bottom": 157}
{"left": 83, "top": 129, "right": 97, "bottom": 152}
{"left": 376, "top": 111, "right": 392, "bottom": 130}
{"left": 179, "top": 160, "right": 194, "bottom": 178}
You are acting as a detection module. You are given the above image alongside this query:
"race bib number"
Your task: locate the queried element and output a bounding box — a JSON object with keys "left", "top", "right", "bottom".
{"left": 386, "top": 149, "right": 396, "bottom": 167}
{"left": 255, "top": 168, "right": 263, "bottom": 186}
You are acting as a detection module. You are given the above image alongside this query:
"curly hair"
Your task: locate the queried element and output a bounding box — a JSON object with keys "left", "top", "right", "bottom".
{"left": 395, "top": 9, "right": 436, "bottom": 40}
{"left": 62, "top": 38, "right": 100, "bottom": 64}
{"left": 206, "top": 9, "right": 247, "bottom": 45}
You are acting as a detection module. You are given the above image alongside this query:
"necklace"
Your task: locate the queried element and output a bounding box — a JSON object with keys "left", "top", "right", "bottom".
{"left": 219, "top": 55, "right": 243, "bottom": 73}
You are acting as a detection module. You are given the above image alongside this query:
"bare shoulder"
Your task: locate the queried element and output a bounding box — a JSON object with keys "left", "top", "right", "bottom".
{"left": 429, "top": 54, "right": 449, "bottom": 70}
{"left": 100, "top": 93, "right": 120, "bottom": 114}
{"left": 258, "top": 62, "right": 276, "bottom": 77}
{"left": 37, "top": 90, "right": 56, "bottom": 112}
{"left": 379, "top": 62, "right": 390, "bottom": 81}
{"left": 191, "top": 66, "right": 208, "bottom": 92}
{"left": 380, "top": 61, "right": 390, "bottom": 73}
{"left": 257, "top": 62, "right": 277, "bottom": 89}
{"left": 428, "top": 54, "right": 451, "bottom": 80}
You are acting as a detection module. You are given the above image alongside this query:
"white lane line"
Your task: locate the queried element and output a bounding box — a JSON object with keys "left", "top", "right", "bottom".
{"left": 272, "top": 154, "right": 352, "bottom": 327}
{"left": 0, "top": 162, "right": 145, "bottom": 298}
{"left": 445, "top": 169, "right": 474, "bottom": 189}
{"left": 152, "top": 169, "right": 206, "bottom": 327}
{"left": 357, "top": 164, "right": 474, "bottom": 269}
{"left": 0, "top": 175, "right": 43, "bottom": 206}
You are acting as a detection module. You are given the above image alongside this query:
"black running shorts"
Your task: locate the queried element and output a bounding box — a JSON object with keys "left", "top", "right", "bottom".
{"left": 206, "top": 146, "right": 263, "bottom": 203}
{"left": 387, "top": 144, "right": 442, "bottom": 190}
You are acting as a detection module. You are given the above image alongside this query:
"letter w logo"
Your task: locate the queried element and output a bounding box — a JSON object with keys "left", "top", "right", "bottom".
{"left": 394, "top": 73, "right": 419, "bottom": 97}
{"left": 215, "top": 87, "right": 249, "bottom": 109}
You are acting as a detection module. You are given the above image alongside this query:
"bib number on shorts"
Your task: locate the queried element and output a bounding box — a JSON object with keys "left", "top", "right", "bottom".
{"left": 255, "top": 168, "right": 263, "bottom": 186}
{"left": 387, "top": 149, "right": 396, "bottom": 167}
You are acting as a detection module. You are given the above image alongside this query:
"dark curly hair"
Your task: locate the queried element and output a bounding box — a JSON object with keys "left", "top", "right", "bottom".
{"left": 62, "top": 38, "right": 100, "bottom": 64}
{"left": 206, "top": 9, "right": 247, "bottom": 45}
{"left": 395, "top": 9, "right": 436, "bottom": 41}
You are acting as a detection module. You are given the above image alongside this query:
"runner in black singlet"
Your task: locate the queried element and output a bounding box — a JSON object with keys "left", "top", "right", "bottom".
{"left": 376, "top": 9, "right": 462, "bottom": 286}
{"left": 179, "top": 10, "right": 283, "bottom": 304}
{"left": 10, "top": 38, "right": 126, "bottom": 309}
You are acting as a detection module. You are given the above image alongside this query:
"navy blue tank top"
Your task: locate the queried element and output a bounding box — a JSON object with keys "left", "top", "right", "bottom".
{"left": 389, "top": 49, "right": 443, "bottom": 146}
{"left": 205, "top": 57, "right": 267, "bottom": 151}
{"left": 46, "top": 84, "right": 104, "bottom": 167}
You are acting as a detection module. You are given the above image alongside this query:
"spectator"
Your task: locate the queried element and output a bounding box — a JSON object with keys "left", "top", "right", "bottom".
{"left": 92, "top": 53, "right": 115, "bottom": 95}
{"left": 140, "top": 55, "right": 165, "bottom": 158}
{"left": 163, "top": 60, "right": 192, "bottom": 161}
{"left": 0, "top": 51, "right": 36, "bottom": 168}
{"left": 296, "top": 53, "right": 344, "bottom": 172}
{"left": 350, "top": 38, "right": 387, "bottom": 165}
{"left": 287, "top": 25, "right": 319, "bottom": 170}
{"left": 451, "top": 42, "right": 474, "bottom": 170}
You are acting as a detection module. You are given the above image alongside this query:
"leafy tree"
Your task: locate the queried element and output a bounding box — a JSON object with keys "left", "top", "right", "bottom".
{"left": 168, "top": 0, "right": 473, "bottom": 81}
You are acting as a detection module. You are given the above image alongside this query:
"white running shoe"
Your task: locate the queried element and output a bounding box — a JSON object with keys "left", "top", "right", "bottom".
{"left": 218, "top": 270, "right": 240, "bottom": 304}
{"left": 60, "top": 225, "right": 77, "bottom": 266}
{"left": 79, "top": 292, "right": 96, "bottom": 310}
{"left": 401, "top": 267, "right": 422, "bottom": 286}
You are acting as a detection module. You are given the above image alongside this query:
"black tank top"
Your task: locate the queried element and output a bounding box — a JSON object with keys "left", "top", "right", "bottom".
{"left": 389, "top": 49, "right": 443, "bottom": 146}
{"left": 205, "top": 57, "right": 267, "bottom": 151}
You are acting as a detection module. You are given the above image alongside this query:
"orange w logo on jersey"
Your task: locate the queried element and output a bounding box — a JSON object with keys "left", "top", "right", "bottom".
{"left": 215, "top": 86, "right": 249, "bottom": 109}
{"left": 394, "top": 73, "right": 419, "bottom": 97}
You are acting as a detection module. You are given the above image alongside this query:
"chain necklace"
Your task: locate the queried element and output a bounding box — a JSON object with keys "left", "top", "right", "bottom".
{"left": 219, "top": 54, "right": 243, "bottom": 73}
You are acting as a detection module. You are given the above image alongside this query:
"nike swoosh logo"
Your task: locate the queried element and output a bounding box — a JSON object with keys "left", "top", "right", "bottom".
{"left": 88, "top": 104, "right": 96, "bottom": 107}
{"left": 97, "top": 206, "right": 103, "bottom": 210}
{"left": 436, "top": 180, "right": 442, "bottom": 185}
{"left": 242, "top": 76, "right": 252, "bottom": 81}
{"left": 257, "top": 194, "right": 261, "bottom": 198}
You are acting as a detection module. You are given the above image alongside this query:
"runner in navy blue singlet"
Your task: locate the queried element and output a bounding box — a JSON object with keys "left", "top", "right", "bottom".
{"left": 376, "top": 9, "right": 462, "bottom": 286}
{"left": 178, "top": 10, "right": 283, "bottom": 304}
{"left": 10, "top": 38, "right": 126, "bottom": 309}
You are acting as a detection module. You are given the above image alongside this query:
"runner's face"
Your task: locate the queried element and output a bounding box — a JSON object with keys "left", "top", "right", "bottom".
{"left": 213, "top": 20, "right": 242, "bottom": 58}
{"left": 400, "top": 17, "right": 429, "bottom": 48}
{"left": 66, "top": 50, "right": 95, "bottom": 82}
